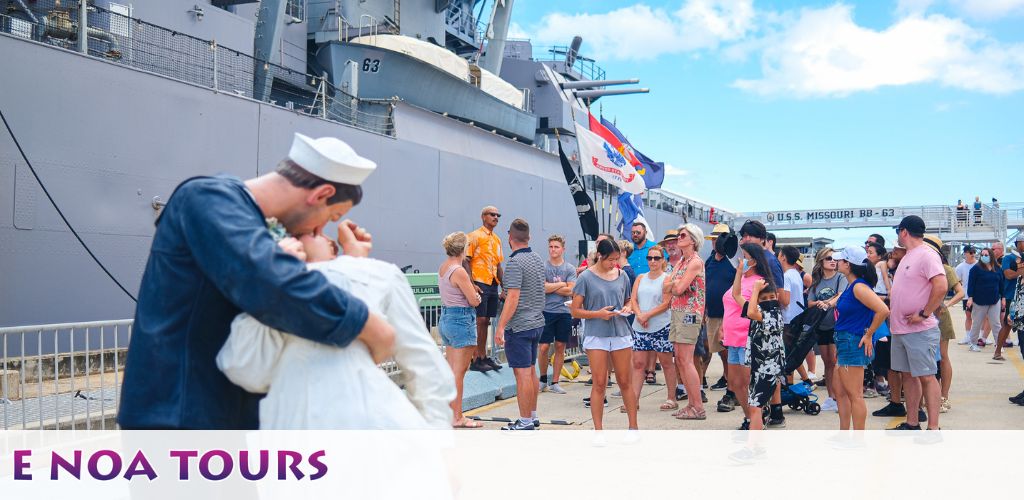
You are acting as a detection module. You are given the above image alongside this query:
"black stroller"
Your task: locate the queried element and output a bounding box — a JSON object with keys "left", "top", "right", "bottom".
{"left": 780, "top": 304, "right": 830, "bottom": 416}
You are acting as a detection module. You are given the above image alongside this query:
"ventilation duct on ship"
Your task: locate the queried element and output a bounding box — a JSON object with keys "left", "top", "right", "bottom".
{"left": 39, "top": 7, "right": 122, "bottom": 58}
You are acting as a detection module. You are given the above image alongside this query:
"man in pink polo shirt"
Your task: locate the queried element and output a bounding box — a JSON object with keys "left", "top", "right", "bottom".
{"left": 888, "top": 215, "right": 947, "bottom": 431}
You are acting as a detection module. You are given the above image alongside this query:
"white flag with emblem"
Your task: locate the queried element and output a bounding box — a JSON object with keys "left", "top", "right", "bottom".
{"left": 576, "top": 124, "right": 647, "bottom": 194}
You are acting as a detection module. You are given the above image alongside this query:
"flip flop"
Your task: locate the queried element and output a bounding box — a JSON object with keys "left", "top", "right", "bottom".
{"left": 659, "top": 400, "right": 679, "bottom": 411}
{"left": 992, "top": 354, "right": 1006, "bottom": 361}
{"left": 453, "top": 418, "right": 484, "bottom": 429}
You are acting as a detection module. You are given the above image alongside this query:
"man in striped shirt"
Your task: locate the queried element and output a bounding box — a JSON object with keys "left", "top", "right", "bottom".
{"left": 495, "top": 218, "right": 547, "bottom": 430}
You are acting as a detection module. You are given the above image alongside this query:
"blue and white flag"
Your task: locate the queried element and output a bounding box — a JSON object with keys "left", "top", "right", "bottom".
{"left": 617, "top": 192, "right": 652, "bottom": 241}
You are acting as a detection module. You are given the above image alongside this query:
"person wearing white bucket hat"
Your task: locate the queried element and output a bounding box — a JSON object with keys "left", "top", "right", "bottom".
{"left": 119, "top": 132, "right": 394, "bottom": 430}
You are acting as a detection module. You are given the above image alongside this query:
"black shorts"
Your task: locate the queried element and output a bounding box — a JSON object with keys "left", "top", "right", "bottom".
{"left": 474, "top": 281, "right": 499, "bottom": 318}
{"left": 872, "top": 338, "right": 891, "bottom": 374}
{"left": 541, "top": 312, "right": 572, "bottom": 344}
{"left": 816, "top": 328, "right": 835, "bottom": 346}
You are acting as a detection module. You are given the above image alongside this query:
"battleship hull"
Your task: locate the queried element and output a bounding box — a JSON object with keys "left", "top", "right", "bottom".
{"left": 0, "top": 33, "right": 699, "bottom": 327}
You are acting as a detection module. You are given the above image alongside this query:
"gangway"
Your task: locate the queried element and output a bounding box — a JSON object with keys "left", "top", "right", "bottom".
{"left": 743, "top": 202, "right": 1024, "bottom": 246}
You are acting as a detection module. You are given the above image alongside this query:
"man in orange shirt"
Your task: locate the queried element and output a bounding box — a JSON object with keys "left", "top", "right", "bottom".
{"left": 465, "top": 206, "right": 505, "bottom": 372}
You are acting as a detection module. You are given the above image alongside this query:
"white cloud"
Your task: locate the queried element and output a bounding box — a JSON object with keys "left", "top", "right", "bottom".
{"left": 732, "top": 4, "right": 1024, "bottom": 97}
{"left": 528, "top": 0, "right": 754, "bottom": 61}
{"left": 897, "top": 0, "right": 937, "bottom": 16}
{"left": 507, "top": 22, "right": 530, "bottom": 40}
{"left": 663, "top": 164, "right": 691, "bottom": 176}
{"left": 950, "top": 0, "right": 1024, "bottom": 19}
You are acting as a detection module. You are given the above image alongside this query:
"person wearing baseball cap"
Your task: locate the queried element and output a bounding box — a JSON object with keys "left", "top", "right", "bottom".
{"left": 887, "top": 215, "right": 946, "bottom": 431}
{"left": 830, "top": 245, "right": 890, "bottom": 430}
{"left": 119, "top": 133, "right": 394, "bottom": 430}
{"left": 704, "top": 224, "right": 738, "bottom": 393}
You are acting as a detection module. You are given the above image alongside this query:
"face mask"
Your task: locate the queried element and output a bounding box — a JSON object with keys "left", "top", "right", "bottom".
{"left": 980, "top": 256, "right": 991, "bottom": 264}
{"left": 759, "top": 300, "right": 780, "bottom": 311}
{"left": 743, "top": 260, "right": 752, "bottom": 272}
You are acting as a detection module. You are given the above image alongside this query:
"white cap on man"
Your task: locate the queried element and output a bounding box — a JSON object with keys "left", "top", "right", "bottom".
{"left": 832, "top": 245, "right": 868, "bottom": 265}
{"left": 288, "top": 133, "right": 376, "bottom": 185}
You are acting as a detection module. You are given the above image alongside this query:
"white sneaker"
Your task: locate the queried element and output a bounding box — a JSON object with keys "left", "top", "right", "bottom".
{"left": 611, "top": 390, "right": 622, "bottom": 398}
{"left": 821, "top": 397, "right": 839, "bottom": 412}
{"left": 547, "top": 384, "right": 567, "bottom": 395}
{"left": 957, "top": 337, "right": 970, "bottom": 345}
{"left": 985, "top": 338, "right": 995, "bottom": 345}
{"left": 539, "top": 382, "right": 548, "bottom": 392}
{"left": 969, "top": 345, "right": 982, "bottom": 352}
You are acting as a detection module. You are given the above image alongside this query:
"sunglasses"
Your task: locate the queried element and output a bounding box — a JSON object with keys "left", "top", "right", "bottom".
{"left": 646, "top": 256, "right": 663, "bottom": 261}
{"left": 486, "top": 213, "right": 501, "bottom": 218}
{"left": 823, "top": 256, "right": 834, "bottom": 261}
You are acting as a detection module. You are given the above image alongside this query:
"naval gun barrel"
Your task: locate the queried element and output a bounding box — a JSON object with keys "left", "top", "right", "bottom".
{"left": 560, "top": 79, "right": 640, "bottom": 90}
{"left": 574, "top": 88, "right": 650, "bottom": 99}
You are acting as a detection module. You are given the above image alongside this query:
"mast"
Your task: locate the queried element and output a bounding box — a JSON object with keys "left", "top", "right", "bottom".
{"left": 478, "top": 0, "right": 514, "bottom": 75}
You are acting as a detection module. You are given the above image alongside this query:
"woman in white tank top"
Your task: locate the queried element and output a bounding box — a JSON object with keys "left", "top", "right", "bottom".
{"left": 629, "top": 245, "right": 676, "bottom": 411}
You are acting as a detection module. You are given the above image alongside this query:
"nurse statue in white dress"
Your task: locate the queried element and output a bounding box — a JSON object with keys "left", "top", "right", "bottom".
{"left": 215, "top": 133, "right": 455, "bottom": 429}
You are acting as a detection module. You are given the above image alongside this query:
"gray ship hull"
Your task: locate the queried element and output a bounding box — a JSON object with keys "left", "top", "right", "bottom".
{"left": 0, "top": 33, "right": 696, "bottom": 327}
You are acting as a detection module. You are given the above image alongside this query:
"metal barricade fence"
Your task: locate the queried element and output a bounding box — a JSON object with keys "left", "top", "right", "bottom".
{"left": 0, "top": 305, "right": 587, "bottom": 428}
{"left": 0, "top": 320, "right": 130, "bottom": 430}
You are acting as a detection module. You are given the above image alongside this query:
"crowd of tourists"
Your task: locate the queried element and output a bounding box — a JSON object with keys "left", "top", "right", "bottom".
{"left": 438, "top": 208, "right": 1024, "bottom": 432}
{"left": 115, "top": 132, "right": 1023, "bottom": 435}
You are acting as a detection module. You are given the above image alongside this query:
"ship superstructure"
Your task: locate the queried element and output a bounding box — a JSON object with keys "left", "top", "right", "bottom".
{"left": 0, "top": 0, "right": 735, "bottom": 326}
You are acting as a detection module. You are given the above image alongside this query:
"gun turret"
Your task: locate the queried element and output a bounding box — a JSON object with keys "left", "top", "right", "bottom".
{"left": 560, "top": 79, "right": 640, "bottom": 90}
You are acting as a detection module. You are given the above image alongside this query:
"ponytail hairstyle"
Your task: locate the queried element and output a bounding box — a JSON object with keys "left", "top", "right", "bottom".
{"left": 595, "top": 238, "right": 621, "bottom": 263}
{"left": 847, "top": 260, "right": 879, "bottom": 289}
{"left": 740, "top": 242, "right": 776, "bottom": 289}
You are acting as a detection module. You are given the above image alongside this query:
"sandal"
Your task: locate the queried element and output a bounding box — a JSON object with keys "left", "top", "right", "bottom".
{"left": 619, "top": 405, "right": 639, "bottom": 413}
{"left": 452, "top": 418, "right": 484, "bottom": 429}
{"left": 993, "top": 354, "right": 1006, "bottom": 361}
{"left": 645, "top": 371, "right": 657, "bottom": 385}
{"left": 675, "top": 406, "right": 707, "bottom": 420}
{"left": 659, "top": 400, "right": 679, "bottom": 411}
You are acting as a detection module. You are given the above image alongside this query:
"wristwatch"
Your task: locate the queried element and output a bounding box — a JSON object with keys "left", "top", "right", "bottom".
{"left": 918, "top": 309, "right": 930, "bottom": 319}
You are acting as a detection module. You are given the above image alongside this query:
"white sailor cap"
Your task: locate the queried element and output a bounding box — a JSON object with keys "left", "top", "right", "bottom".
{"left": 288, "top": 133, "right": 376, "bottom": 185}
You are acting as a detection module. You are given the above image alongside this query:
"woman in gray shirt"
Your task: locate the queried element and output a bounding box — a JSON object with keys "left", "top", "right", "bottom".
{"left": 571, "top": 239, "right": 637, "bottom": 430}
{"left": 808, "top": 247, "right": 849, "bottom": 413}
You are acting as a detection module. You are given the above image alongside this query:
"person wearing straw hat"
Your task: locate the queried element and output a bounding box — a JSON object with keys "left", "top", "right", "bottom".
{"left": 923, "top": 234, "right": 963, "bottom": 412}
{"left": 118, "top": 133, "right": 395, "bottom": 430}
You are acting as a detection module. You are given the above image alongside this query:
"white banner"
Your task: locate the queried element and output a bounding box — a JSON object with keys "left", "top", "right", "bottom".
{"left": 576, "top": 125, "right": 646, "bottom": 194}
{"left": 3, "top": 431, "right": 1023, "bottom": 499}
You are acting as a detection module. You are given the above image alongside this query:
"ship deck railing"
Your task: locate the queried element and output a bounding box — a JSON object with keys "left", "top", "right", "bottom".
{"left": 0, "top": 299, "right": 584, "bottom": 430}
{"left": 532, "top": 44, "right": 607, "bottom": 81}
{"left": 0, "top": 3, "right": 395, "bottom": 137}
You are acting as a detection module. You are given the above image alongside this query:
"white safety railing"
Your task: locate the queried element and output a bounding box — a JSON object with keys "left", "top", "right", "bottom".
{"left": 0, "top": 320, "right": 130, "bottom": 430}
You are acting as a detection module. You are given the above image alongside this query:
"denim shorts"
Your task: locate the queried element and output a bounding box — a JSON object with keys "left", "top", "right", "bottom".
{"left": 439, "top": 306, "right": 477, "bottom": 348}
{"left": 727, "top": 346, "right": 748, "bottom": 366}
{"left": 835, "top": 330, "right": 873, "bottom": 367}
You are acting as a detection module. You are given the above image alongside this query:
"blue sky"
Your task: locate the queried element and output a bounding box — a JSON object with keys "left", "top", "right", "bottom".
{"left": 509, "top": 0, "right": 1024, "bottom": 239}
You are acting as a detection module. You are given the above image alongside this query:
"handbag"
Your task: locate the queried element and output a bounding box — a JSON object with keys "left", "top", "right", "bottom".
{"left": 694, "top": 320, "right": 709, "bottom": 359}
